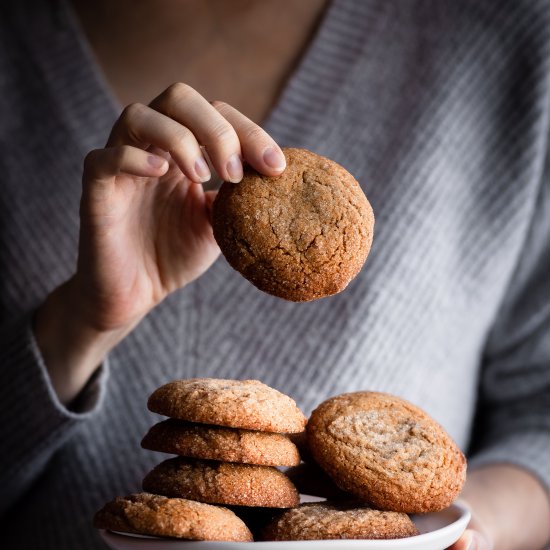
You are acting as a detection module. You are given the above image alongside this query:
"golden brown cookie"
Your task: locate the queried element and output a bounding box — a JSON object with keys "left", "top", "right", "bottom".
{"left": 307, "top": 392, "right": 467, "bottom": 513}
{"left": 148, "top": 378, "right": 307, "bottom": 433}
{"left": 142, "top": 457, "right": 300, "bottom": 508}
{"left": 93, "top": 492, "right": 252, "bottom": 542}
{"left": 212, "top": 148, "right": 374, "bottom": 301}
{"left": 141, "top": 419, "right": 301, "bottom": 466}
{"left": 260, "top": 501, "right": 419, "bottom": 541}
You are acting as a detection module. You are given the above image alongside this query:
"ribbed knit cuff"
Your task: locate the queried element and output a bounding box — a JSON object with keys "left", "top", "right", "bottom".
{"left": 469, "top": 431, "right": 550, "bottom": 500}
{"left": 0, "top": 314, "right": 109, "bottom": 474}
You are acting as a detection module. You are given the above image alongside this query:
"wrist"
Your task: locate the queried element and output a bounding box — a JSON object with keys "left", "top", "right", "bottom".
{"left": 34, "top": 278, "right": 132, "bottom": 405}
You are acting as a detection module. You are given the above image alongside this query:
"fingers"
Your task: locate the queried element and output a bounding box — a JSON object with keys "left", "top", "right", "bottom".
{"left": 107, "top": 103, "right": 211, "bottom": 183}
{"left": 107, "top": 83, "right": 285, "bottom": 184}
{"left": 446, "top": 529, "right": 492, "bottom": 550}
{"left": 446, "top": 530, "right": 470, "bottom": 549}
{"left": 83, "top": 146, "right": 169, "bottom": 199}
{"left": 211, "top": 100, "right": 286, "bottom": 176}
{"left": 150, "top": 83, "right": 243, "bottom": 182}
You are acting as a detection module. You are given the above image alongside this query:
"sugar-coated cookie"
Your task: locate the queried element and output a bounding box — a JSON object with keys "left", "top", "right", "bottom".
{"left": 142, "top": 457, "right": 300, "bottom": 508}
{"left": 307, "top": 392, "right": 466, "bottom": 513}
{"left": 93, "top": 493, "right": 252, "bottom": 541}
{"left": 142, "top": 419, "right": 301, "bottom": 466}
{"left": 261, "top": 501, "right": 419, "bottom": 540}
{"left": 147, "top": 378, "right": 307, "bottom": 433}
{"left": 212, "top": 148, "right": 374, "bottom": 301}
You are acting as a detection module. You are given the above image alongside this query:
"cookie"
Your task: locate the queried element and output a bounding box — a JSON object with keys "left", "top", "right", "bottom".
{"left": 212, "top": 148, "right": 374, "bottom": 301}
{"left": 148, "top": 378, "right": 307, "bottom": 433}
{"left": 260, "top": 501, "right": 419, "bottom": 541}
{"left": 142, "top": 457, "right": 300, "bottom": 508}
{"left": 93, "top": 492, "right": 252, "bottom": 542}
{"left": 307, "top": 392, "right": 467, "bottom": 513}
{"left": 141, "top": 419, "right": 301, "bottom": 466}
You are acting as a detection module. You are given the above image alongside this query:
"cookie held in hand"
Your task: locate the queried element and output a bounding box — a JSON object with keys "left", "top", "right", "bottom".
{"left": 212, "top": 148, "right": 374, "bottom": 301}
{"left": 93, "top": 492, "right": 252, "bottom": 541}
{"left": 307, "top": 392, "right": 467, "bottom": 513}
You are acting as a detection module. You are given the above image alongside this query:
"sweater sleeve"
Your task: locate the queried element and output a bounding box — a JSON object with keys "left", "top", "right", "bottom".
{"left": 0, "top": 313, "right": 109, "bottom": 515}
{"left": 468, "top": 165, "right": 550, "bottom": 495}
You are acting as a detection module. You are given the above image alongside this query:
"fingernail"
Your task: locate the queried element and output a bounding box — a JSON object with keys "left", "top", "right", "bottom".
{"left": 194, "top": 156, "right": 211, "bottom": 182}
{"left": 263, "top": 146, "right": 286, "bottom": 171}
{"left": 226, "top": 153, "right": 243, "bottom": 183}
{"left": 148, "top": 155, "right": 167, "bottom": 169}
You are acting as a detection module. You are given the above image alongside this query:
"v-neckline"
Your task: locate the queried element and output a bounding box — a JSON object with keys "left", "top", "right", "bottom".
{"left": 21, "top": 0, "right": 370, "bottom": 149}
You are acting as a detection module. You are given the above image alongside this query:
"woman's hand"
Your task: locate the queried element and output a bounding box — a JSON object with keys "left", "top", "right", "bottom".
{"left": 78, "top": 83, "right": 286, "bottom": 331}
{"left": 446, "top": 465, "right": 550, "bottom": 550}
{"left": 35, "top": 83, "right": 286, "bottom": 404}
{"left": 447, "top": 515, "right": 492, "bottom": 550}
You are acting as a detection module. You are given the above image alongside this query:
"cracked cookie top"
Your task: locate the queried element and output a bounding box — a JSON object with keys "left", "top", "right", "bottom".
{"left": 212, "top": 148, "right": 374, "bottom": 301}
{"left": 260, "top": 501, "right": 419, "bottom": 541}
{"left": 307, "top": 392, "right": 467, "bottom": 513}
{"left": 142, "top": 457, "right": 300, "bottom": 508}
{"left": 93, "top": 492, "right": 253, "bottom": 541}
{"left": 147, "top": 378, "right": 307, "bottom": 433}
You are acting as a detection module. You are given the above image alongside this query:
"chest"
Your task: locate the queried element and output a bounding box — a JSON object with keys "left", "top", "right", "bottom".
{"left": 72, "top": 0, "right": 327, "bottom": 123}
{"left": 107, "top": 44, "right": 289, "bottom": 124}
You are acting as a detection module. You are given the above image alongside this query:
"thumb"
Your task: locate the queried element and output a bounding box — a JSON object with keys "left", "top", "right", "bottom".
{"left": 449, "top": 529, "right": 492, "bottom": 550}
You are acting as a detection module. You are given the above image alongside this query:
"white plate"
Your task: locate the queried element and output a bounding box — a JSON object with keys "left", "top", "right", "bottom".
{"left": 99, "top": 501, "right": 470, "bottom": 550}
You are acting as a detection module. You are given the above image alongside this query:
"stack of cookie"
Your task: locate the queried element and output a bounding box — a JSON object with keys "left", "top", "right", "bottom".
{"left": 95, "top": 383, "right": 468, "bottom": 543}
{"left": 94, "top": 379, "right": 306, "bottom": 542}
{"left": 140, "top": 378, "right": 305, "bottom": 511}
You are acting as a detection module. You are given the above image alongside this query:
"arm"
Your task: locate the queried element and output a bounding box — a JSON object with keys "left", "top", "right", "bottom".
{"left": 0, "top": 84, "right": 286, "bottom": 515}
{"left": 0, "top": 313, "right": 110, "bottom": 516}
{"left": 35, "top": 85, "right": 287, "bottom": 406}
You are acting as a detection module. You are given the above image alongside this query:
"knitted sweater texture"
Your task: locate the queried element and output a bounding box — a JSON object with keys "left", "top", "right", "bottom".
{"left": 1, "top": 1, "right": 550, "bottom": 548}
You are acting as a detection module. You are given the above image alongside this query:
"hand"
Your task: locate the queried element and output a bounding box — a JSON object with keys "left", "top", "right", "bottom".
{"left": 447, "top": 508, "right": 493, "bottom": 550}
{"left": 35, "top": 83, "right": 286, "bottom": 404}
{"left": 77, "top": 84, "right": 286, "bottom": 331}
{"left": 445, "top": 465, "right": 550, "bottom": 550}
{"left": 449, "top": 530, "right": 492, "bottom": 550}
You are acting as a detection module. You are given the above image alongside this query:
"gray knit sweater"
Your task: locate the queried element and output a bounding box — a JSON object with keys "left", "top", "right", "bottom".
{"left": 1, "top": 0, "right": 550, "bottom": 548}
